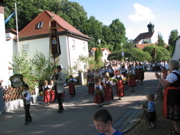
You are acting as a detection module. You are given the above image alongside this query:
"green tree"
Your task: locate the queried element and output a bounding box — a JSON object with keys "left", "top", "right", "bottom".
{"left": 143, "top": 45, "right": 170, "bottom": 61}
{"left": 9, "top": 52, "right": 37, "bottom": 90}
{"left": 94, "top": 48, "right": 103, "bottom": 68}
{"left": 109, "top": 19, "right": 127, "bottom": 50}
{"left": 157, "top": 33, "right": 165, "bottom": 47}
{"left": 168, "top": 29, "right": 179, "bottom": 55}
{"left": 57, "top": 0, "right": 88, "bottom": 33}
{"left": 31, "top": 52, "right": 55, "bottom": 87}
{"left": 83, "top": 16, "right": 103, "bottom": 48}
{"left": 108, "top": 48, "right": 152, "bottom": 61}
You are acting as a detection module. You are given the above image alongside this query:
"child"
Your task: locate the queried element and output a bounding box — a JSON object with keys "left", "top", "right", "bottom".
{"left": 114, "top": 70, "right": 124, "bottom": 100}
{"left": 22, "top": 84, "right": 32, "bottom": 125}
{"left": 103, "top": 76, "right": 114, "bottom": 104}
{"left": 68, "top": 75, "right": 77, "bottom": 97}
{"left": 42, "top": 80, "right": 51, "bottom": 104}
{"left": 87, "top": 77, "right": 94, "bottom": 96}
{"left": 48, "top": 80, "right": 56, "bottom": 103}
{"left": 145, "top": 93, "right": 156, "bottom": 129}
{"left": 93, "top": 109, "right": 123, "bottom": 135}
{"left": 94, "top": 78, "right": 104, "bottom": 108}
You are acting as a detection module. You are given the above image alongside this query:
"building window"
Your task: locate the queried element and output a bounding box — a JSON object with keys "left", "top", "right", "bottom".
{"left": 36, "top": 21, "right": 43, "bottom": 29}
{"left": 22, "top": 44, "right": 29, "bottom": 53}
{"left": 72, "top": 40, "right": 75, "bottom": 50}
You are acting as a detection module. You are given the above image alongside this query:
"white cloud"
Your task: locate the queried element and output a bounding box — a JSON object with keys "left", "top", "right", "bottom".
{"left": 128, "top": 3, "right": 155, "bottom": 22}
{"left": 126, "top": 28, "right": 134, "bottom": 39}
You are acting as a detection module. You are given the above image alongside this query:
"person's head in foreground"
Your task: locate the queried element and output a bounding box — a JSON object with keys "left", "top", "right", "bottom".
{"left": 93, "top": 109, "right": 122, "bottom": 135}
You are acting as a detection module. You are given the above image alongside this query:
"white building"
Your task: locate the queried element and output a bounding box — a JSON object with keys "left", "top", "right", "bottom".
{"left": 172, "top": 36, "right": 180, "bottom": 61}
{"left": 0, "top": 2, "right": 10, "bottom": 85}
{"left": 90, "top": 48, "right": 111, "bottom": 62}
{"left": 7, "top": 10, "right": 90, "bottom": 74}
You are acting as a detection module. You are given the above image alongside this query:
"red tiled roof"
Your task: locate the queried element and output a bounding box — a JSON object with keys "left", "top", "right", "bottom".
{"left": 91, "top": 48, "right": 111, "bottom": 54}
{"left": 19, "top": 10, "right": 89, "bottom": 39}
{"left": 134, "top": 32, "right": 154, "bottom": 44}
{"left": 135, "top": 43, "right": 155, "bottom": 49}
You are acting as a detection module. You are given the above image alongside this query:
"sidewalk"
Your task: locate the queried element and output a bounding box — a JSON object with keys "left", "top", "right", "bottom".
{"left": 113, "top": 83, "right": 157, "bottom": 134}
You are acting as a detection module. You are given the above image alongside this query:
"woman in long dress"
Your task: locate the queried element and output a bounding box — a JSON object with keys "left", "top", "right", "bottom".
{"left": 155, "top": 60, "right": 180, "bottom": 134}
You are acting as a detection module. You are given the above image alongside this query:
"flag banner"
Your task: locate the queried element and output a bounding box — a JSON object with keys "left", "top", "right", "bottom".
{"left": 49, "top": 20, "right": 61, "bottom": 58}
{"left": 5, "top": 12, "right": 15, "bottom": 24}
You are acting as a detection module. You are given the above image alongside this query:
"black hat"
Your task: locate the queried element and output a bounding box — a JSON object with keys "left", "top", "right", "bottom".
{"left": 57, "top": 65, "right": 62, "bottom": 70}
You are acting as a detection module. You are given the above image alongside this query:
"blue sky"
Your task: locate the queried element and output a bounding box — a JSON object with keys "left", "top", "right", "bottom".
{"left": 69, "top": 0, "right": 180, "bottom": 43}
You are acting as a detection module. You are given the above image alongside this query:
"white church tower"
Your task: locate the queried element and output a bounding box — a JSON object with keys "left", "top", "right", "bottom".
{"left": 0, "top": 1, "right": 10, "bottom": 86}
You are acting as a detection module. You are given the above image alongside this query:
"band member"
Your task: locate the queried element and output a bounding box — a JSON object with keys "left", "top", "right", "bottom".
{"left": 87, "top": 77, "right": 94, "bottom": 96}
{"left": 68, "top": 75, "right": 77, "bottom": 97}
{"left": 114, "top": 70, "right": 124, "bottom": 100}
{"left": 42, "top": 80, "right": 51, "bottom": 104}
{"left": 53, "top": 65, "right": 66, "bottom": 113}
{"left": 22, "top": 84, "right": 32, "bottom": 125}
{"left": 120, "top": 66, "right": 127, "bottom": 77}
{"left": 103, "top": 76, "right": 114, "bottom": 104}
{"left": 94, "top": 78, "right": 104, "bottom": 108}
{"left": 137, "top": 63, "right": 145, "bottom": 85}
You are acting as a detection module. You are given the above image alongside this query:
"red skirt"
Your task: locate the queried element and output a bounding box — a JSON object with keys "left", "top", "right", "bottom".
{"left": 128, "top": 77, "right": 136, "bottom": 87}
{"left": 50, "top": 90, "right": 55, "bottom": 102}
{"left": 88, "top": 85, "right": 94, "bottom": 95}
{"left": 104, "top": 86, "right": 113, "bottom": 101}
{"left": 116, "top": 80, "right": 124, "bottom": 97}
{"left": 69, "top": 83, "right": 75, "bottom": 95}
{"left": 163, "top": 87, "right": 180, "bottom": 121}
{"left": 44, "top": 90, "right": 51, "bottom": 103}
{"left": 137, "top": 70, "right": 144, "bottom": 80}
{"left": 94, "top": 93, "right": 104, "bottom": 104}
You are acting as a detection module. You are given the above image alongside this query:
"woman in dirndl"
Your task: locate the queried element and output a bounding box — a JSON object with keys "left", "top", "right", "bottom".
{"left": 137, "top": 63, "right": 145, "bottom": 85}
{"left": 114, "top": 70, "right": 124, "bottom": 100}
{"left": 127, "top": 66, "right": 136, "bottom": 92}
{"left": 42, "top": 80, "right": 51, "bottom": 104}
{"left": 155, "top": 60, "right": 180, "bottom": 134}
{"left": 87, "top": 77, "right": 94, "bottom": 96}
{"left": 103, "top": 76, "right": 114, "bottom": 104}
{"left": 94, "top": 78, "right": 104, "bottom": 108}
{"left": 68, "top": 75, "right": 77, "bottom": 97}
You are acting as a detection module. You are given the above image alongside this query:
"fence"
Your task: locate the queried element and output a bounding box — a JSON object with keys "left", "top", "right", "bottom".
{"left": 0, "top": 87, "right": 38, "bottom": 112}
{"left": 3, "top": 87, "right": 35, "bottom": 102}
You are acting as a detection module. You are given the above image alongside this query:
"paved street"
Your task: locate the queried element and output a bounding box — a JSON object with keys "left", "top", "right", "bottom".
{"left": 0, "top": 71, "right": 158, "bottom": 135}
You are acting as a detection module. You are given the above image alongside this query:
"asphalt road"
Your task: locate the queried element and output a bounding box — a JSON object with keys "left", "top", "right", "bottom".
{"left": 0, "top": 71, "right": 158, "bottom": 135}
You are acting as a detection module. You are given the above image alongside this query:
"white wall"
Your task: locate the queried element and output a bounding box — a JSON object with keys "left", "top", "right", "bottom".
{"left": 18, "top": 35, "right": 89, "bottom": 74}
{"left": 67, "top": 37, "right": 89, "bottom": 72}
{"left": 172, "top": 38, "right": 180, "bottom": 61}
{"left": 0, "top": 13, "right": 9, "bottom": 85}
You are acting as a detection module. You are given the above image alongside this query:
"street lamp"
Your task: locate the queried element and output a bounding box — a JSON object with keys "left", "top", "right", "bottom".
{"left": 121, "top": 43, "right": 124, "bottom": 61}
{"left": 98, "top": 39, "right": 101, "bottom": 47}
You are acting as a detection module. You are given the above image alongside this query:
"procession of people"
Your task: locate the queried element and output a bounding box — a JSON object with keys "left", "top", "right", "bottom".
{"left": 20, "top": 58, "right": 180, "bottom": 135}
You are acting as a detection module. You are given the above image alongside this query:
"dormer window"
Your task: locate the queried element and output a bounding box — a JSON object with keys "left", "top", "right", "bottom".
{"left": 36, "top": 21, "right": 43, "bottom": 29}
